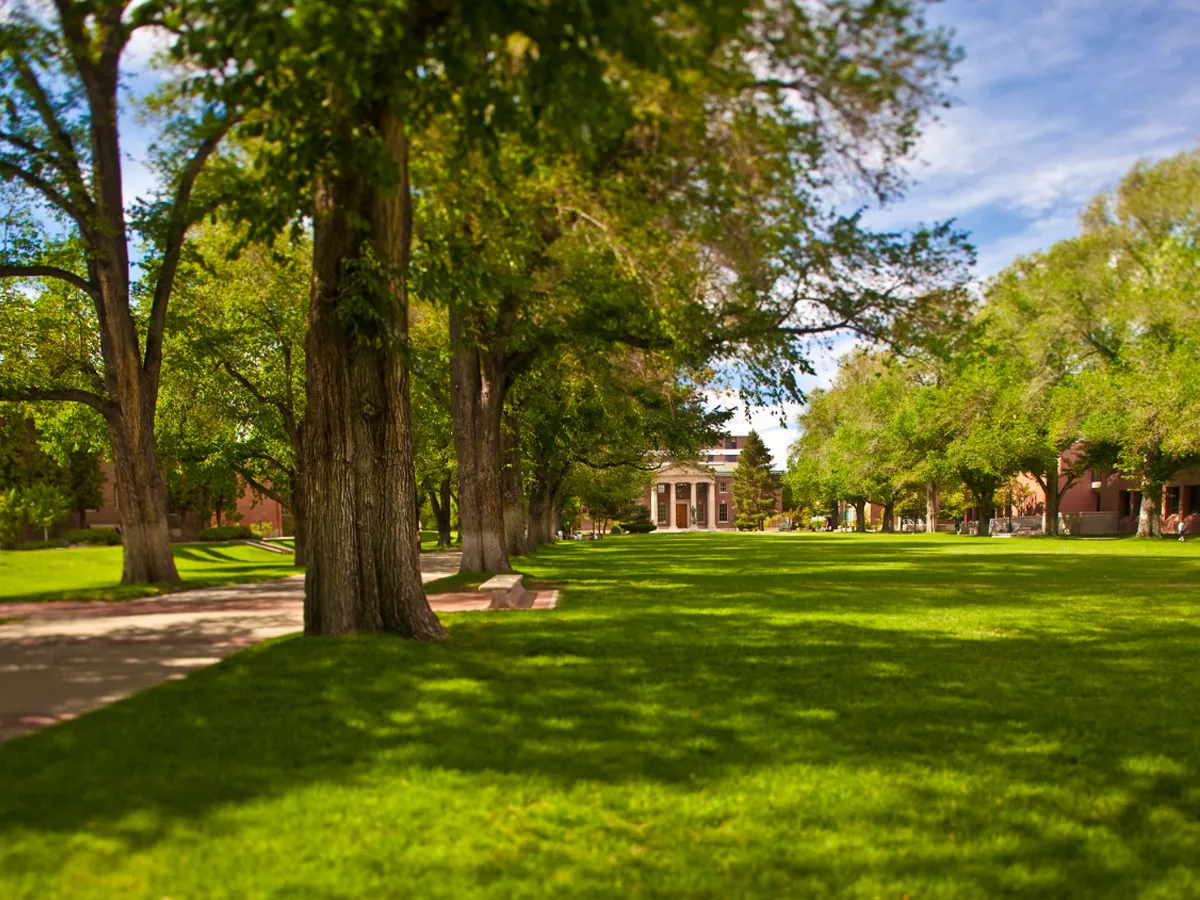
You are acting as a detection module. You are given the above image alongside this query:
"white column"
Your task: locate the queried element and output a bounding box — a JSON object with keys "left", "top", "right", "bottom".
{"left": 687, "top": 482, "right": 694, "bottom": 528}
{"left": 650, "top": 483, "right": 657, "bottom": 527}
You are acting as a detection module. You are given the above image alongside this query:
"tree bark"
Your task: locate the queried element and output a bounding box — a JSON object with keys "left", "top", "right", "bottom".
{"left": 853, "top": 499, "right": 867, "bottom": 533}
{"left": 881, "top": 500, "right": 895, "bottom": 533}
{"left": 301, "top": 106, "right": 444, "bottom": 640}
{"left": 1137, "top": 482, "right": 1163, "bottom": 537}
{"left": 976, "top": 496, "right": 994, "bottom": 537}
{"left": 925, "top": 481, "right": 938, "bottom": 533}
{"left": 107, "top": 412, "right": 179, "bottom": 583}
{"left": 449, "top": 314, "right": 509, "bottom": 574}
{"left": 501, "top": 411, "right": 526, "bottom": 557}
{"left": 428, "top": 475, "right": 453, "bottom": 547}
{"left": 1042, "top": 464, "right": 1060, "bottom": 537}
{"left": 290, "top": 475, "right": 308, "bottom": 568}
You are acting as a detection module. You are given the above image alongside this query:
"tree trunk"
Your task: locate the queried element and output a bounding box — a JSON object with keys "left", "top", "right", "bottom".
{"left": 925, "top": 482, "right": 938, "bottom": 533}
{"left": 449, "top": 313, "right": 509, "bottom": 574}
{"left": 854, "top": 499, "right": 867, "bottom": 533}
{"left": 301, "top": 108, "right": 444, "bottom": 641}
{"left": 108, "top": 414, "right": 180, "bottom": 583}
{"left": 1042, "top": 465, "right": 1060, "bottom": 537}
{"left": 501, "top": 412, "right": 526, "bottom": 557}
{"left": 524, "top": 469, "right": 561, "bottom": 550}
{"left": 976, "top": 496, "right": 994, "bottom": 537}
{"left": 1137, "top": 482, "right": 1163, "bottom": 537}
{"left": 429, "top": 475, "right": 453, "bottom": 548}
{"left": 290, "top": 475, "right": 308, "bottom": 568}
{"left": 881, "top": 500, "right": 895, "bottom": 533}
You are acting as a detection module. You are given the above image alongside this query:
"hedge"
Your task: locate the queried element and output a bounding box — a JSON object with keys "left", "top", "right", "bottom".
{"left": 199, "top": 524, "right": 255, "bottom": 542}
{"left": 66, "top": 528, "right": 122, "bottom": 546}
{"left": 19, "top": 538, "right": 69, "bottom": 550}
{"left": 618, "top": 523, "right": 657, "bottom": 534}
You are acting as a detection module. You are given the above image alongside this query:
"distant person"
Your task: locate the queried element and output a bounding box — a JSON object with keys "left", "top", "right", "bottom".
{"left": 1179, "top": 520, "right": 1187, "bottom": 542}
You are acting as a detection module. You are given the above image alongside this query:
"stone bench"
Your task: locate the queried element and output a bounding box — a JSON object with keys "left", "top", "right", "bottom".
{"left": 480, "top": 573, "right": 530, "bottom": 610}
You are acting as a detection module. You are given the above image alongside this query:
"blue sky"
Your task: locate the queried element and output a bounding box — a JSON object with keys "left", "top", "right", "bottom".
{"left": 727, "top": 0, "right": 1200, "bottom": 464}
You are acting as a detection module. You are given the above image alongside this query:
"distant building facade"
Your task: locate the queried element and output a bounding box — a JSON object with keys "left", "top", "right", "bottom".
{"left": 601, "top": 435, "right": 785, "bottom": 532}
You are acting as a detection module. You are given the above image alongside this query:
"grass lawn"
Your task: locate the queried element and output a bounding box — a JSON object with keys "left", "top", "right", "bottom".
{"left": 2, "top": 533, "right": 1200, "bottom": 897}
{"left": 0, "top": 542, "right": 302, "bottom": 603}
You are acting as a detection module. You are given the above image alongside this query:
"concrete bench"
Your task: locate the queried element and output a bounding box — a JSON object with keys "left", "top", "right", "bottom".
{"left": 480, "top": 573, "right": 530, "bottom": 610}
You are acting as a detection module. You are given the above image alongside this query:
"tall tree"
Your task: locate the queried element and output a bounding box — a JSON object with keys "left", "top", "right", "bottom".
{"left": 0, "top": 2, "right": 234, "bottom": 582}
{"left": 732, "top": 431, "right": 776, "bottom": 530}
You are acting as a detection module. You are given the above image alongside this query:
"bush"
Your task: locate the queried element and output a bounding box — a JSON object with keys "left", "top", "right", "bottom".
{"left": 620, "top": 504, "right": 652, "bottom": 525}
{"left": 66, "top": 528, "right": 122, "bottom": 546}
{"left": 610, "top": 525, "right": 623, "bottom": 535}
{"left": 620, "top": 523, "right": 657, "bottom": 534}
{"left": 20, "top": 538, "right": 69, "bottom": 550}
{"left": 199, "top": 524, "right": 255, "bottom": 542}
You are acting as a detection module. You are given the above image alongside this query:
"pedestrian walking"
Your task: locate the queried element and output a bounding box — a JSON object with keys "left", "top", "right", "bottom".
{"left": 1178, "top": 520, "right": 1187, "bottom": 542}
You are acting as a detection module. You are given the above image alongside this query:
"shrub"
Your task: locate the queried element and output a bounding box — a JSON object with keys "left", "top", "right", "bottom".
{"left": 66, "top": 528, "right": 122, "bottom": 546}
{"left": 20, "top": 538, "right": 69, "bottom": 550}
{"left": 199, "top": 524, "right": 255, "bottom": 542}
{"left": 620, "top": 504, "right": 652, "bottom": 525}
{"left": 620, "top": 523, "right": 657, "bottom": 534}
{"left": 610, "top": 525, "right": 623, "bottom": 535}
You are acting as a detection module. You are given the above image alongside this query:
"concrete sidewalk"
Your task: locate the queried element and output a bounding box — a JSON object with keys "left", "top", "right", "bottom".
{"left": 0, "top": 550, "right": 553, "bottom": 743}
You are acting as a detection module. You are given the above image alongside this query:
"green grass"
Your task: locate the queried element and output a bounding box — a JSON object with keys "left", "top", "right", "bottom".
{"left": 3, "top": 533, "right": 1200, "bottom": 897}
{"left": 0, "top": 542, "right": 303, "bottom": 603}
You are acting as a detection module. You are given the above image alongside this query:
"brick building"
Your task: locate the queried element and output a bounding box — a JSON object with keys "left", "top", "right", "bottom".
{"left": 634, "top": 435, "right": 785, "bottom": 531}
{"left": 81, "top": 461, "right": 285, "bottom": 541}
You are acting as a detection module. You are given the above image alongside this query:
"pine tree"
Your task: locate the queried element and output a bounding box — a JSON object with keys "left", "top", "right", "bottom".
{"left": 732, "top": 431, "right": 777, "bottom": 530}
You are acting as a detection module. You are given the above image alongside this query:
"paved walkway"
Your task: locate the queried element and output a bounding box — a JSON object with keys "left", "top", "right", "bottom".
{"left": 0, "top": 551, "right": 556, "bottom": 742}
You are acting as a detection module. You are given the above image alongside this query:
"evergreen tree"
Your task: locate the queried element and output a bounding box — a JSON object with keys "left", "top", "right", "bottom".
{"left": 732, "top": 431, "right": 776, "bottom": 531}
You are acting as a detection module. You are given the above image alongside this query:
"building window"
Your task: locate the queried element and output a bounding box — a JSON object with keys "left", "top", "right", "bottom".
{"left": 718, "top": 480, "right": 729, "bottom": 494}
{"left": 718, "top": 502, "right": 728, "bottom": 523}
{"left": 724, "top": 436, "right": 737, "bottom": 450}
{"left": 1167, "top": 486, "right": 1181, "bottom": 515}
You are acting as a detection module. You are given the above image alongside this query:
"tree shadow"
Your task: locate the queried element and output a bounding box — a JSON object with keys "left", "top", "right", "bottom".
{"left": 2, "top": 533, "right": 1199, "bottom": 893}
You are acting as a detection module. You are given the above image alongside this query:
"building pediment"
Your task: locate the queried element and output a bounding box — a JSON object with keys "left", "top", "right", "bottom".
{"left": 652, "top": 460, "right": 717, "bottom": 481}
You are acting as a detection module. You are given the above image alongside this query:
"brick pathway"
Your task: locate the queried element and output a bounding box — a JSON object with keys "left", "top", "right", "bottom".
{"left": 0, "top": 553, "right": 557, "bottom": 742}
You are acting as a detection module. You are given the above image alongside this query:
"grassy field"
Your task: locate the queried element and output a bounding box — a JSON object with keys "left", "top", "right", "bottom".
{"left": 0, "top": 542, "right": 302, "bottom": 603}
{"left": 2, "top": 533, "right": 1199, "bottom": 897}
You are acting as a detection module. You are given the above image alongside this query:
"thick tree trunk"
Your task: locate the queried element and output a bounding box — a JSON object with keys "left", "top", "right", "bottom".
{"left": 1042, "top": 466, "right": 1060, "bottom": 537}
{"left": 428, "top": 476, "right": 454, "bottom": 547}
{"left": 301, "top": 109, "right": 444, "bottom": 640}
{"left": 854, "top": 499, "right": 867, "bottom": 533}
{"left": 449, "top": 314, "right": 509, "bottom": 574}
{"left": 976, "top": 496, "right": 994, "bottom": 537}
{"left": 501, "top": 412, "right": 526, "bottom": 557}
{"left": 881, "top": 500, "right": 895, "bottom": 533}
{"left": 108, "top": 413, "right": 179, "bottom": 583}
{"left": 524, "top": 470, "right": 560, "bottom": 550}
{"left": 925, "top": 482, "right": 938, "bottom": 533}
{"left": 1137, "top": 482, "right": 1163, "bottom": 537}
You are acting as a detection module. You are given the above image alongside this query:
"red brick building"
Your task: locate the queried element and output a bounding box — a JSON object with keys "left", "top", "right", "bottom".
{"left": 82, "top": 462, "right": 285, "bottom": 541}
{"left": 624, "top": 435, "right": 785, "bottom": 531}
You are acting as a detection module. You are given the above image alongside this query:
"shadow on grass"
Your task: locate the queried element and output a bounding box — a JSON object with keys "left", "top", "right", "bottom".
{"left": 2, "top": 533, "right": 1199, "bottom": 894}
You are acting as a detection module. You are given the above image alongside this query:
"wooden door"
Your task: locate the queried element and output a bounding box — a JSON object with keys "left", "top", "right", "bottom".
{"left": 676, "top": 503, "right": 688, "bottom": 528}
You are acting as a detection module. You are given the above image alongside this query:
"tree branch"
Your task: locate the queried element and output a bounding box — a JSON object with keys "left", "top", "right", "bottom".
{"left": 0, "top": 160, "right": 89, "bottom": 231}
{"left": 9, "top": 52, "right": 91, "bottom": 207}
{"left": 0, "top": 264, "right": 99, "bottom": 297}
{"left": 143, "top": 113, "right": 238, "bottom": 382}
{"left": 0, "top": 385, "right": 115, "bottom": 418}
{"left": 233, "top": 466, "right": 288, "bottom": 507}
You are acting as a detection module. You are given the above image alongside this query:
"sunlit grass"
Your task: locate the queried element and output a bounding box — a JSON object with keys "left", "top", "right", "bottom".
{"left": 0, "top": 542, "right": 302, "bottom": 603}
{"left": 2, "top": 533, "right": 1199, "bottom": 897}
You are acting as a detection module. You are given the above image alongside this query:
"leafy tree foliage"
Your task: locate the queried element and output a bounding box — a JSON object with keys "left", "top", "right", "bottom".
{"left": 0, "top": 0, "right": 236, "bottom": 583}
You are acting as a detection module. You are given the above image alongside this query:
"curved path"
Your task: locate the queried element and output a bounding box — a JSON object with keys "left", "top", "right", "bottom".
{"left": 0, "top": 550, "right": 543, "bottom": 743}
